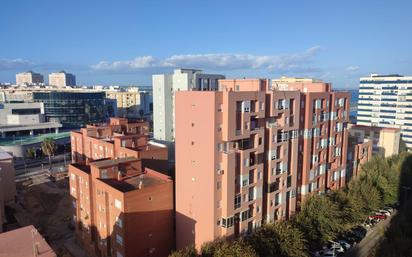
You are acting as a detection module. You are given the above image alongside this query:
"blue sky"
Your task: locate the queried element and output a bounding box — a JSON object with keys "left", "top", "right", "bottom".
{"left": 1, "top": 0, "right": 411, "bottom": 88}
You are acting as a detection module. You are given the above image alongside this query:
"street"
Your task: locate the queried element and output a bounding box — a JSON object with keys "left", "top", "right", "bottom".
{"left": 344, "top": 212, "right": 395, "bottom": 257}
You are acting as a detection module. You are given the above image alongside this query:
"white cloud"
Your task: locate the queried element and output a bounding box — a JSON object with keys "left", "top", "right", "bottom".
{"left": 346, "top": 65, "right": 360, "bottom": 72}
{"left": 91, "top": 46, "right": 322, "bottom": 73}
{"left": 0, "top": 58, "right": 33, "bottom": 69}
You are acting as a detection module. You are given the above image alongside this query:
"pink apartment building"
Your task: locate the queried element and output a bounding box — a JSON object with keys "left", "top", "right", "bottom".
{"left": 175, "top": 78, "right": 350, "bottom": 250}
{"left": 272, "top": 78, "right": 350, "bottom": 203}
{"left": 175, "top": 79, "right": 301, "bottom": 250}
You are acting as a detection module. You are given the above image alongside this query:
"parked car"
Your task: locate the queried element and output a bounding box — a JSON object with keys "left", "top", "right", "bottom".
{"left": 326, "top": 241, "right": 345, "bottom": 254}
{"left": 369, "top": 214, "right": 386, "bottom": 220}
{"left": 378, "top": 209, "right": 391, "bottom": 216}
{"left": 337, "top": 239, "right": 351, "bottom": 251}
{"left": 383, "top": 207, "right": 394, "bottom": 213}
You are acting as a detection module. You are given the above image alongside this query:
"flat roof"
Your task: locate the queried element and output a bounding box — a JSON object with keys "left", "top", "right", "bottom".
{"left": 0, "top": 225, "right": 56, "bottom": 257}
{"left": 0, "top": 131, "right": 70, "bottom": 146}
{"left": 100, "top": 173, "right": 165, "bottom": 193}
{"left": 349, "top": 124, "right": 401, "bottom": 132}
{"left": 90, "top": 156, "right": 138, "bottom": 168}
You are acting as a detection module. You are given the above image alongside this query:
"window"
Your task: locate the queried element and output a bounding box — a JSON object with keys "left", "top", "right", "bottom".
{"left": 222, "top": 216, "right": 234, "bottom": 228}
{"left": 101, "top": 169, "right": 108, "bottom": 179}
{"left": 234, "top": 195, "right": 241, "bottom": 209}
{"left": 217, "top": 181, "right": 221, "bottom": 190}
{"left": 116, "top": 234, "right": 123, "bottom": 245}
{"left": 70, "top": 173, "right": 76, "bottom": 180}
{"left": 115, "top": 199, "right": 122, "bottom": 209}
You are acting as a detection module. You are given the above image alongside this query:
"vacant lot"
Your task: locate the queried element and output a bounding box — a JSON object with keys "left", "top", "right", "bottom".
{"left": 15, "top": 176, "right": 75, "bottom": 257}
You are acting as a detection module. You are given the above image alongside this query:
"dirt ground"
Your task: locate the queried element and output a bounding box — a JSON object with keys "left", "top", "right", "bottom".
{"left": 16, "top": 177, "right": 75, "bottom": 257}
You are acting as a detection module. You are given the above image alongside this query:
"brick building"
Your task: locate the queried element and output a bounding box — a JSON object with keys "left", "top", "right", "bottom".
{"left": 70, "top": 118, "right": 168, "bottom": 171}
{"left": 69, "top": 118, "right": 173, "bottom": 257}
{"left": 69, "top": 158, "right": 173, "bottom": 257}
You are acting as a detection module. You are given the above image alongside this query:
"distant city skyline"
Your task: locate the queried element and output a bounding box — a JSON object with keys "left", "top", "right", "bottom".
{"left": 1, "top": 0, "right": 412, "bottom": 88}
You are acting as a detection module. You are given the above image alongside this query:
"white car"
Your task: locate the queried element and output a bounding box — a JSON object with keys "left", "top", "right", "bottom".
{"left": 379, "top": 210, "right": 391, "bottom": 216}
{"left": 337, "top": 240, "right": 351, "bottom": 251}
{"left": 326, "top": 241, "right": 345, "bottom": 254}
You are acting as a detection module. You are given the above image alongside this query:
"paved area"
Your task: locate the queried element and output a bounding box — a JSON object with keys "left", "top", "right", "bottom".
{"left": 344, "top": 212, "right": 395, "bottom": 257}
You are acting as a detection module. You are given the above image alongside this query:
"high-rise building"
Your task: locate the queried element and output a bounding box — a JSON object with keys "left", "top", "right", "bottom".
{"left": 272, "top": 77, "right": 350, "bottom": 200}
{"left": 69, "top": 118, "right": 173, "bottom": 257}
{"left": 48, "top": 71, "right": 76, "bottom": 87}
{"left": 175, "top": 78, "right": 350, "bottom": 250}
{"left": 153, "top": 69, "right": 225, "bottom": 145}
{"left": 357, "top": 74, "right": 412, "bottom": 151}
{"left": 16, "top": 71, "right": 44, "bottom": 85}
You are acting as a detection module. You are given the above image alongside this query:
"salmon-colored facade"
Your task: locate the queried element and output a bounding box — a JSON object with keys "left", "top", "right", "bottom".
{"left": 272, "top": 78, "right": 350, "bottom": 202}
{"left": 175, "top": 79, "right": 300, "bottom": 250}
{"left": 69, "top": 158, "right": 173, "bottom": 257}
{"left": 69, "top": 118, "right": 173, "bottom": 257}
{"left": 347, "top": 137, "right": 372, "bottom": 179}
{"left": 175, "top": 78, "right": 350, "bottom": 250}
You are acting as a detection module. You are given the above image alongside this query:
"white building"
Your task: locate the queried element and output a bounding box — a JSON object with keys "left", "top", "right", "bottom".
{"left": 0, "top": 102, "right": 62, "bottom": 138}
{"left": 48, "top": 71, "right": 76, "bottom": 87}
{"left": 16, "top": 71, "right": 44, "bottom": 85}
{"left": 357, "top": 74, "right": 412, "bottom": 151}
{"left": 105, "top": 87, "right": 152, "bottom": 119}
{"left": 153, "top": 69, "right": 225, "bottom": 143}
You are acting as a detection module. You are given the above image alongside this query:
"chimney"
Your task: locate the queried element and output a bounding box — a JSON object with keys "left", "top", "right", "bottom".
{"left": 117, "top": 171, "right": 122, "bottom": 181}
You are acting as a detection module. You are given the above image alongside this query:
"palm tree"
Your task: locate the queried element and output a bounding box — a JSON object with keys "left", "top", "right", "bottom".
{"left": 41, "top": 137, "right": 56, "bottom": 171}
{"left": 26, "top": 147, "right": 36, "bottom": 159}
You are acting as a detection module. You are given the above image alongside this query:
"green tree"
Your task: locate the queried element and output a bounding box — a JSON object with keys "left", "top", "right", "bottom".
{"left": 212, "top": 239, "right": 257, "bottom": 257}
{"left": 247, "top": 222, "right": 308, "bottom": 257}
{"left": 293, "top": 195, "right": 344, "bottom": 249}
{"left": 200, "top": 238, "right": 225, "bottom": 257}
{"left": 169, "top": 246, "right": 197, "bottom": 257}
{"left": 41, "top": 137, "right": 56, "bottom": 170}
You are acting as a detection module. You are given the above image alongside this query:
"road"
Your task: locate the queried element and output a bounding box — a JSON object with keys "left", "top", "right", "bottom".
{"left": 344, "top": 212, "right": 395, "bottom": 257}
{"left": 15, "top": 154, "right": 71, "bottom": 183}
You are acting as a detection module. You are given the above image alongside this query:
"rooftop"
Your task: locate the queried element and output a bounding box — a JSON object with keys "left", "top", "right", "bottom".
{"left": 90, "top": 156, "right": 138, "bottom": 168}
{"left": 100, "top": 172, "right": 166, "bottom": 193}
{"left": 349, "top": 124, "right": 401, "bottom": 133}
{"left": 0, "top": 131, "right": 70, "bottom": 146}
{"left": 0, "top": 225, "right": 56, "bottom": 257}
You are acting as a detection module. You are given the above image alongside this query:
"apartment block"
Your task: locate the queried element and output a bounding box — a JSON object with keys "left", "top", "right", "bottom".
{"left": 349, "top": 124, "right": 401, "bottom": 158}
{"left": 153, "top": 69, "right": 225, "bottom": 145}
{"left": 346, "top": 135, "right": 372, "bottom": 180}
{"left": 357, "top": 74, "right": 412, "bottom": 151}
{"left": 272, "top": 77, "right": 350, "bottom": 201}
{"left": 16, "top": 71, "right": 44, "bottom": 85}
{"left": 69, "top": 157, "right": 173, "bottom": 257}
{"left": 49, "top": 70, "right": 76, "bottom": 87}
{"left": 175, "top": 79, "right": 301, "bottom": 250}
{"left": 71, "top": 118, "right": 167, "bottom": 171}
{"left": 0, "top": 149, "right": 15, "bottom": 232}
